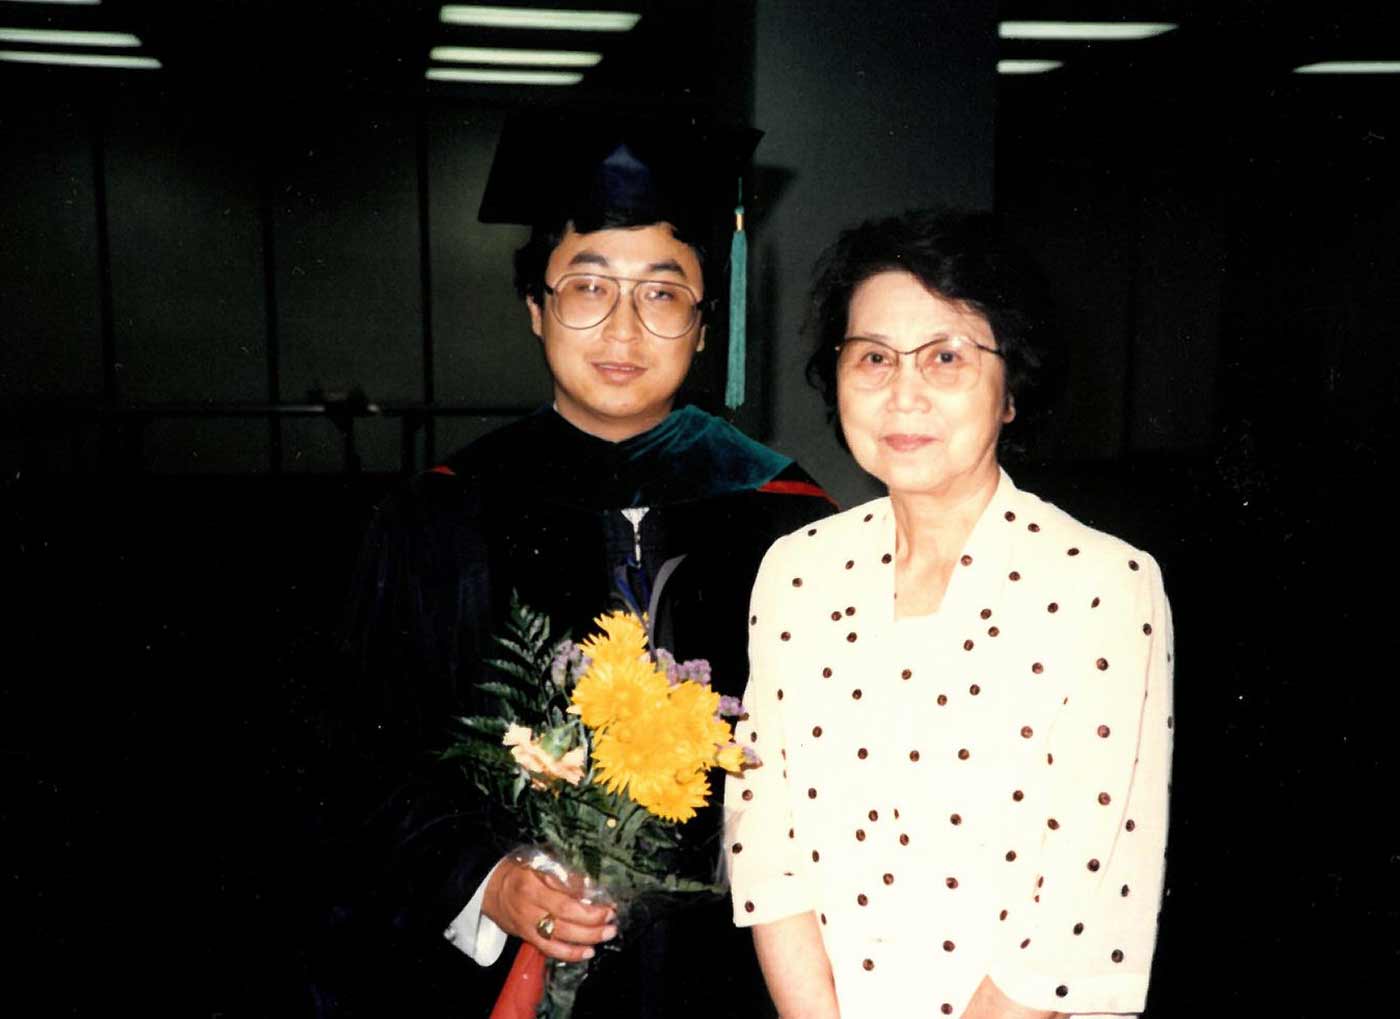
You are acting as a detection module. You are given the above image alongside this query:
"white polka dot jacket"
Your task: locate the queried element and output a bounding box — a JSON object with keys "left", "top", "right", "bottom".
{"left": 724, "top": 470, "right": 1173, "bottom": 1018}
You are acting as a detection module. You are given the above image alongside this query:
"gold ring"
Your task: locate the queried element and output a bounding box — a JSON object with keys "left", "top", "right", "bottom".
{"left": 535, "top": 913, "right": 557, "bottom": 940}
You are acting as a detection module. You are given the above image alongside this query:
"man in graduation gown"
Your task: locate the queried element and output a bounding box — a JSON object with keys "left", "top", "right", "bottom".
{"left": 311, "top": 115, "right": 833, "bottom": 1017}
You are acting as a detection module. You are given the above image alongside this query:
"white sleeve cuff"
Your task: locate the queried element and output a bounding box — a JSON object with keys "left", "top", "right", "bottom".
{"left": 441, "top": 860, "right": 509, "bottom": 966}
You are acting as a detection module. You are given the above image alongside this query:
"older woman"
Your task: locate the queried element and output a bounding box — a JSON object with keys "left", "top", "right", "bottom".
{"left": 724, "top": 210, "right": 1172, "bottom": 1019}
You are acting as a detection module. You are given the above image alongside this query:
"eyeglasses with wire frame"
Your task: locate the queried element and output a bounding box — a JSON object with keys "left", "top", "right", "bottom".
{"left": 543, "top": 272, "right": 704, "bottom": 339}
{"left": 835, "top": 335, "right": 1004, "bottom": 392}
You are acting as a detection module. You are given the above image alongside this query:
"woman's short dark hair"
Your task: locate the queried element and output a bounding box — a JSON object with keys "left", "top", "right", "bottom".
{"left": 805, "top": 208, "right": 1059, "bottom": 438}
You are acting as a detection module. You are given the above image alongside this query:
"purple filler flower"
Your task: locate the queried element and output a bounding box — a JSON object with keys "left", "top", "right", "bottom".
{"left": 716, "top": 695, "right": 746, "bottom": 719}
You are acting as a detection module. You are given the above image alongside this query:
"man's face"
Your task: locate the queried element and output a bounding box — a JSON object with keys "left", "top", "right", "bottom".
{"left": 528, "top": 222, "right": 706, "bottom": 442}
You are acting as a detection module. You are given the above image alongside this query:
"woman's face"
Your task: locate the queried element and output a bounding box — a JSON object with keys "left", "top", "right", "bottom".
{"left": 837, "top": 270, "right": 1014, "bottom": 501}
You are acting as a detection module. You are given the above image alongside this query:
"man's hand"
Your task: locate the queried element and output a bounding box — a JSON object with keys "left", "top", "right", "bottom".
{"left": 481, "top": 857, "right": 617, "bottom": 963}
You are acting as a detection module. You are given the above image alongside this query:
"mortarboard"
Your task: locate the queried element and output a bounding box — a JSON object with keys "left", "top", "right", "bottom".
{"left": 479, "top": 110, "right": 762, "bottom": 409}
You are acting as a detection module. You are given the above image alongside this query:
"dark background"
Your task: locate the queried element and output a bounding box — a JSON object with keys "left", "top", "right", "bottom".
{"left": 3, "top": 1, "right": 1396, "bottom": 1015}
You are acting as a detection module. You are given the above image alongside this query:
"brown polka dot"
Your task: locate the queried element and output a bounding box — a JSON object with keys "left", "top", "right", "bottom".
{"left": 1013, "top": 789, "right": 1024, "bottom": 801}
{"left": 988, "top": 626, "right": 1000, "bottom": 636}
{"left": 830, "top": 610, "right": 841, "bottom": 621}
{"left": 776, "top": 689, "right": 784, "bottom": 700}
{"left": 792, "top": 577, "right": 802, "bottom": 587}
{"left": 969, "top": 683, "right": 981, "bottom": 695}
{"left": 845, "top": 606, "right": 856, "bottom": 616}
{"left": 857, "top": 894, "right": 868, "bottom": 906}
{"left": 901, "top": 668, "right": 912, "bottom": 680}
{"left": 1021, "top": 725, "right": 1034, "bottom": 738}
{"left": 942, "top": 1005, "right": 953, "bottom": 1016}
{"left": 780, "top": 631, "right": 790, "bottom": 641}
{"left": 1096, "top": 657, "right": 1110, "bottom": 670}
{"left": 807, "top": 788, "right": 817, "bottom": 799}
{"left": 744, "top": 901, "right": 754, "bottom": 912}
{"left": 1048, "top": 817, "right": 1061, "bottom": 831}
{"left": 1037, "top": 876, "right": 1044, "bottom": 889}
{"left": 857, "top": 747, "right": 868, "bottom": 759}
{"left": 788, "top": 828, "right": 794, "bottom": 838}
{"left": 867, "top": 809, "right": 879, "bottom": 821}
{"left": 1143, "top": 622, "right": 1153, "bottom": 635}
{"left": 807, "top": 528, "right": 817, "bottom": 537}
{"left": 1129, "top": 559, "right": 1140, "bottom": 571}
{"left": 899, "top": 833, "right": 910, "bottom": 845}
{"left": 950, "top": 813, "right": 962, "bottom": 825}
{"left": 1112, "top": 949, "right": 1124, "bottom": 963}
{"left": 1067, "top": 547, "right": 1080, "bottom": 556}
{"left": 1087, "top": 859, "right": 1101, "bottom": 872}
{"left": 1126, "top": 819, "right": 1136, "bottom": 832}
{"left": 937, "top": 693, "right": 948, "bottom": 705}
{"left": 847, "top": 632, "right": 858, "bottom": 643}
{"left": 741, "top": 789, "right": 753, "bottom": 801}
{"left": 1032, "top": 662, "right": 1044, "bottom": 674}
{"left": 910, "top": 750, "right": 921, "bottom": 762}
{"left": 811, "top": 850, "right": 820, "bottom": 862}
{"left": 1047, "top": 602, "right": 1059, "bottom": 613}
{"left": 963, "top": 639, "right": 975, "bottom": 651}
{"left": 731, "top": 843, "right": 742, "bottom": 854}
{"left": 960, "top": 554, "right": 973, "bottom": 566}
{"left": 749, "top": 731, "right": 758, "bottom": 742}
{"left": 1009, "top": 570, "right": 1021, "bottom": 581}
{"left": 980, "top": 608, "right": 992, "bottom": 619}
{"left": 1047, "top": 753, "right": 1055, "bottom": 764}
{"left": 893, "top": 808, "right": 899, "bottom": 818}
{"left": 1091, "top": 596, "right": 1101, "bottom": 607}
{"left": 1004, "top": 511, "right": 1016, "bottom": 521}
{"left": 881, "top": 553, "right": 892, "bottom": 564}
{"left": 852, "top": 688, "right": 862, "bottom": 700}
{"left": 1028, "top": 522, "right": 1040, "bottom": 532}
{"left": 942, "top": 940, "right": 955, "bottom": 951}
{"left": 999, "top": 909, "right": 1008, "bottom": 921}
{"left": 822, "top": 667, "right": 832, "bottom": 678}
{"left": 883, "top": 873, "right": 894, "bottom": 885}
{"left": 1167, "top": 715, "right": 1174, "bottom": 729}
{"left": 1098, "top": 792, "right": 1112, "bottom": 805}
{"left": 1056, "top": 985, "right": 1068, "bottom": 998}
{"left": 1006, "top": 850, "right": 1017, "bottom": 861}
{"left": 862, "top": 958, "right": 874, "bottom": 971}
{"left": 820, "top": 913, "right": 827, "bottom": 925}
{"left": 750, "top": 614, "right": 757, "bottom": 625}
{"left": 1121, "top": 885, "right": 1130, "bottom": 896}
{"left": 855, "top": 829, "right": 865, "bottom": 841}
{"left": 958, "top": 748, "right": 970, "bottom": 760}
{"left": 1098, "top": 724, "right": 1111, "bottom": 738}
{"left": 1020, "top": 938, "right": 1031, "bottom": 949}
{"left": 946, "top": 877, "right": 958, "bottom": 889}
{"left": 812, "top": 726, "right": 822, "bottom": 737}
{"left": 845, "top": 560, "right": 854, "bottom": 570}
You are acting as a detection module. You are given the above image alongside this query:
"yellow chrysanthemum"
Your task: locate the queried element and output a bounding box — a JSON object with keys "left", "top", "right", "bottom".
{"left": 580, "top": 611, "right": 649, "bottom": 666}
{"left": 634, "top": 769, "right": 711, "bottom": 823}
{"left": 715, "top": 743, "right": 746, "bottom": 775}
{"left": 570, "top": 653, "right": 669, "bottom": 732}
{"left": 666, "top": 682, "right": 731, "bottom": 764}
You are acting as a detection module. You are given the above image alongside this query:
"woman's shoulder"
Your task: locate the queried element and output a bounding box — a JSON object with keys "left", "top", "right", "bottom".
{"left": 1005, "top": 479, "right": 1162, "bottom": 581}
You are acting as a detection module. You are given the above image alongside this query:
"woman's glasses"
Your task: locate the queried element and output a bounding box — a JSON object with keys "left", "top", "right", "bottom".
{"left": 835, "top": 335, "right": 1003, "bottom": 392}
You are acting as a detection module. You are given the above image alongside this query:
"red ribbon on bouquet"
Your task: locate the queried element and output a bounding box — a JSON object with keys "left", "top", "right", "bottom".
{"left": 490, "top": 942, "right": 547, "bottom": 1019}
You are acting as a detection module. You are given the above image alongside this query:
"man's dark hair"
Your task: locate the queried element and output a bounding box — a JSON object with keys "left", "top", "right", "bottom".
{"left": 804, "top": 208, "right": 1060, "bottom": 443}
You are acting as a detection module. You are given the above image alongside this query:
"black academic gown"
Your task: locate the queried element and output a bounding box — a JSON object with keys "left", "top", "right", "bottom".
{"left": 313, "top": 406, "right": 834, "bottom": 1018}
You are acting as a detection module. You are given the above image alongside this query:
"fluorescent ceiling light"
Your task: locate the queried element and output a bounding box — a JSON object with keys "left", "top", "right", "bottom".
{"left": 999, "top": 22, "right": 1176, "bottom": 41}
{"left": 429, "top": 46, "right": 601, "bottom": 67}
{"left": 426, "top": 67, "right": 583, "bottom": 85}
{"left": 440, "top": 5, "right": 640, "bottom": 32}
{"left": 998, "top": 59, "right": 1064, "bottom": 74}
{"left": 0, "top": 49, "right": 159, "bottom": 68}
{"left": 1294, "top": 61, "right": 1400, "bottom": 74}
{"left": 0, "top": 28, "right": 140, "bottom": 46}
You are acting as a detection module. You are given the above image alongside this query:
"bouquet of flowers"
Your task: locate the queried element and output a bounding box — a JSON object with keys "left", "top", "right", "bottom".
{"left": 443, "top": 597, "right": 754, "bottom": 1019}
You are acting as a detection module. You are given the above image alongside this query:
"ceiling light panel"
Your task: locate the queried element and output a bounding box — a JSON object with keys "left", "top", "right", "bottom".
{"left": 0, "top": 49, "right": 159, "bottom": 68}
{"left": 439, "top": 5, "right": 640, "bottom": 32}
{"left": 1294, "top": 61, "right": 1400, "bottom": 74}
{"left": 998, "top": 59, "right": 1063, "bottom": 74}
{"left": 999, "top": 22, "right": 1176, "bottom": 41}
{"left": 0, "top": 28, "right": 140, "bottom": 46}
{"left": 430, "top": 45, "right": 601, "bottom": 67}
{"left": 426, "top": 67, "right": 583, "bottom": 85}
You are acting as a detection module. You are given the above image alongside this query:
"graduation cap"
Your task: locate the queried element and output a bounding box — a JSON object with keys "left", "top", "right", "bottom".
{"left": 479, "top": 110, "right": 762, "bottom": 409}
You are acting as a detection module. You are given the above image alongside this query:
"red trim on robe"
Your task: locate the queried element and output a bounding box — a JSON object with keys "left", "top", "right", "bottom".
{"left": 428, "top": 465, "right": 456, "bottom": 476}
{"left": 758, "top": 478, "right": 838, "bottom": 506}
{"left": 490, "top": 943, "right": 546, "bottom": 1019}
